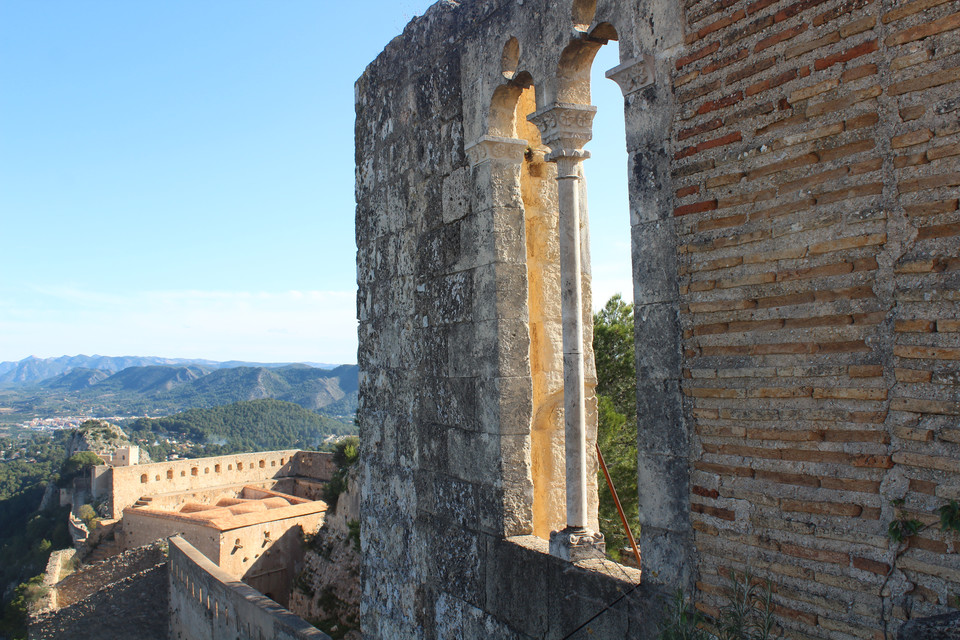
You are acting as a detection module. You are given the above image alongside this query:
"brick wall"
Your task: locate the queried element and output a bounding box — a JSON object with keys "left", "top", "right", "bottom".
{"left": 672, "top": 0, "right": 960, "bottom": 634}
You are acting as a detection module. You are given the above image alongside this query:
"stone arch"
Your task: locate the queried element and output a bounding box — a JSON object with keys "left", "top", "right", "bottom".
{"left": 555, "top": 39, "right": 604, "bottom": 105}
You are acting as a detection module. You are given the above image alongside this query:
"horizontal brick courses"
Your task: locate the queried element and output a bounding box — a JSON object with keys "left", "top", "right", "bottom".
{"left": 671, "top": 0, "right": 960, "bottom": 632}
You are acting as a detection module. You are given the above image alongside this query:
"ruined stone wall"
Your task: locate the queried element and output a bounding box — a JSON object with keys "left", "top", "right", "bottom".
{"left": 168, "top": 535, "right": 329, "bottom": 640}
{"left": 357, "top": 0, "right": 959, "bottom": 638}
{"left": 51, "top": 542, "right": 167, "bottom": 609}
{"left": 30, "top": 561, "right": 168, "bottom": 640}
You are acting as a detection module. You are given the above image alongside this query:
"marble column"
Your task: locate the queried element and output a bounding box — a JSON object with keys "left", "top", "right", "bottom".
{"left": 528, "top": 103, "right": 604, "bottom": 560}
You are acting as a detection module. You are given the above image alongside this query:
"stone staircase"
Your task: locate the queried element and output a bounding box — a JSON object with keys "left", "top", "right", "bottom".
{"left": 132, "top": 496, "right": 153, "bottom": 508}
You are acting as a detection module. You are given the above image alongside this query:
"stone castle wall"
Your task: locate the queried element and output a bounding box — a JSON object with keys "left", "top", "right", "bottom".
{"left": 100, "top": 450, "right": 333, "bottom": 519}
{"left": 168, "top": 535, "right": 329, "bottom": 640}
{"left": 356, "top": 0, "right": 960, "bottom": 637}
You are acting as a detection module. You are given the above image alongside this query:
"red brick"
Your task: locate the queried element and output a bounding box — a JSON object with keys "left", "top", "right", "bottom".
{"left": 679, "top": 117, "right": 724, "bottom": 141}
{"left": 786, "top": 31, "right": 842, "bottom": 59}
{"left": 723, "top": 15, "right": 776, "bottom": 46}
{"left": 853, "top": 556, "right": 890, "bottom": 575}
{"left": 883, "top": 0, "right": 952, "bottom": 24}
{"left": 889, "top": 67, "right": 960, "bottom": 96}
{"left": 781, "top": 542, "right": 849, "bottom": 565}
{"left": 703, "top": 50, "right": 750, "bottom": 75}
{"left": 698, "top": 9, "right": 747, "bottom": 40}
{"left": 821, "top": 477, "right": 881, "bottom": 493}
{"left": 697, "top": 91, "right": 745, "bottom": 115}
{"left": 774, "top": 604, "right": 818, "bottom": 627}
{"left": 755, "top": 470, "right": 820, "bottom": 487}
{"left": 909, "top": 478, "right": 937, "bottom": 495}
{"left": 916, "top": 222, "right": 960, "bottom": 241}
{"left": 677, "top": 41, "right": 722, "bottom": 69}
{"left": 676, "top": 184, "right": 700, "bottom": 198}
{"left": 775, "top": 0, "right": 830, "bottom": 23}
{"left": 694, "top": 461, "right": 755, "bottom": 477}
{"left": 693, "top": 485, "right": 720, "bottom": 499}
{"left": 842, "top": 63, "right": 878, "bottom": 82}
{"left": 814, "top": 39, "right": 879, "bottom": 71}
{"left": 886, "top": 11, "right": 960, "bottom": 47}
{"left": 756, "top": 23, "right": 809, "bottom": 51}
{"left": 813, "top": 0, "right": 876, "bottom": 27}
{"left": 727, "top": 57, "right": 777, "bottom": 84}
{"left": 852, "top": 454, "right": 894, "bottom": 468}
{"left": 747, "top": 0, "right": 778, "bottom": 14}
{"left": 700, "top": 131, "right": 743, "bottom": 152}
{"left": 691, "top": 502, "right": 737, "bottom": 520}
{"left": 678, "top": 79, "right": 723, "bottom": 104}
{"left": 674, "top": 199, "right": 718, "bottom": 216}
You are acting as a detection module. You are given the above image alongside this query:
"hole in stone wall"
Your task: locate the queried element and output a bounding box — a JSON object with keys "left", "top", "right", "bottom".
{"left": 140, "top": 474, "right": 147, "bottom": 483}
{"left": 167, "top": 469, "right": 173, "bottom": 480}
{"left": 572, "top": 0, "right": 597, "bottom": 31}
{"left": 501, "top": 37, "right": 519, "bottom": 79}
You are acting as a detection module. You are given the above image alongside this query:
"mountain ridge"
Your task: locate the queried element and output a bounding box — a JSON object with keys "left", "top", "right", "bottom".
{"left": 0, "top": 355, "right": 345, "bottom": 384}
{"left": 0, "top": 360, "right": 358, "bottom": 423}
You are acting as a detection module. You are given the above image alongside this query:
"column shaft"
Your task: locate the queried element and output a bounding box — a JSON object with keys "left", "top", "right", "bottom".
{"left": 556, "top": 155, "right": 588, "bottom": 530}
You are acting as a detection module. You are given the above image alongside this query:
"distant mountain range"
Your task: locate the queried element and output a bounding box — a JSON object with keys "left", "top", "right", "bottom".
{"left": 0, "top": 355, "right": 340, "bottom": 384}
{"left": 0, "top": 356, "right": 357, "bottom": 422}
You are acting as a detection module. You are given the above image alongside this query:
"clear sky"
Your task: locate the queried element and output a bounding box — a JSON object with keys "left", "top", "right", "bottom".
{"left": 0, "top": 1, "right": 631, "bottom": 365}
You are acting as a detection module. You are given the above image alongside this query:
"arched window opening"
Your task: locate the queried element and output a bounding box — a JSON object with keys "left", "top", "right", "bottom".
{"left": 516, "top": 84, "right": 568, "bottom": 540}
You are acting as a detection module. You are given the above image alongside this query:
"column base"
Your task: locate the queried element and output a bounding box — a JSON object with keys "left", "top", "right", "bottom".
{"left": 549, "top": 527, "right": 605, "bottom": 562}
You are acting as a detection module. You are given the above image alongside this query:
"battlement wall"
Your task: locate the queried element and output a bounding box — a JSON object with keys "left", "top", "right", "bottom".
{"left": 168, "top": 535, "right": 330, "bottom": 640}
{"left": 101, "top": 450, "right": 332, "bottom": 518}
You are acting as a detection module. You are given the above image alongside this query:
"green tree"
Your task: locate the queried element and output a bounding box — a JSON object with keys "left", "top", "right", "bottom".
{"left": 59, "top": 451, "right": 104, "bottom": 486}
{"left": 593, "top": 294, "right": 639, "bottom": 562}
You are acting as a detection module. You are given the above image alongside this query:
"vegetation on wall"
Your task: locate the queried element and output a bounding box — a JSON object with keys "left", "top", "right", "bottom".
{"left": 593, "top": 294, "right": 640, "bottom": 561}
{"left": 322, "top": 436, "right": 359, "bottom": 509}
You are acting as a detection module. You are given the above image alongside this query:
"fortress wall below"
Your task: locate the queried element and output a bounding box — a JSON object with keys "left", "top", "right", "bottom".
{"left": 104, "top": 450, "right": 303, "bottom": 518}
{"left": 122, "top": 510, "right": 222, "bottom": 564}
{"left": 291, "top": 450, "right": 336, "bottom": 482}
{"left": 168, "top": 535, "right": 330, "bottom": 640}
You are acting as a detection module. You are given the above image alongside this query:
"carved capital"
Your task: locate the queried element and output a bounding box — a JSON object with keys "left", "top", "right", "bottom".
{"left": 605, "top": 54, "right": 655, "bottom": 96}
{"left": 465, "top": 136, "right": 528, "bottom": 168}
{"left": 527, "top": 103, "right": 597, "bottom": 158}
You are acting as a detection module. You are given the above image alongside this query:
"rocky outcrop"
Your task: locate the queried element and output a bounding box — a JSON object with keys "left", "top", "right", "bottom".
{"left": 289, "top": 469, "right": 361, "bottom": 639}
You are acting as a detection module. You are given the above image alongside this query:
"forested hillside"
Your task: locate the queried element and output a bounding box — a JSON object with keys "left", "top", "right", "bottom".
{"left": 0, "top": 363, "right": 358, "bottom": 424}
{"left": 125, "top": 398, "right": 354, "bottom": 459}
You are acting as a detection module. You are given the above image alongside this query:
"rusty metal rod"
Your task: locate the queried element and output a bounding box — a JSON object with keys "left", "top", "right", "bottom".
{"left": 596, "top": 442, "right": 641, "bottom": 572}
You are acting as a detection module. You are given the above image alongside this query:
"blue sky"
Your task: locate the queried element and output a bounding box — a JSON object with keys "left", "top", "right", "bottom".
{"left": 0, "top": 1, "right": 631, "bottom": 365}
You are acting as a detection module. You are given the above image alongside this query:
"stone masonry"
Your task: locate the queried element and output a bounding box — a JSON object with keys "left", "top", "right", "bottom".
{"left": 356, "top": 0, "right": 960, "bottom": 638}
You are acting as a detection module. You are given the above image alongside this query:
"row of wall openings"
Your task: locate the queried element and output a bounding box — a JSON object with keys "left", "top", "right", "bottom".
{"left": 140, "top": 457, "right": 281, "bottom": 483}
{"left": 492, "top": 12, "right": 632, "bottom": 542}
